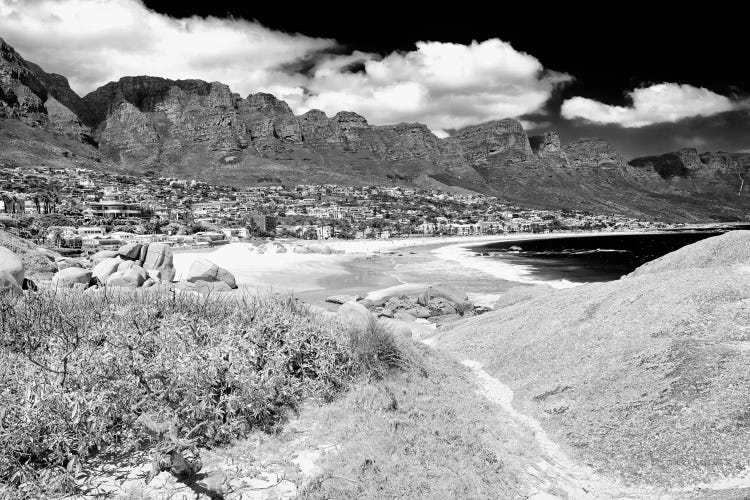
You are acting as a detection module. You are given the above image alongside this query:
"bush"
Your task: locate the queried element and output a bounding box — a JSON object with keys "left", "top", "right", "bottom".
{"left": 0, "top": 289, "right": 406, "bottom": 497}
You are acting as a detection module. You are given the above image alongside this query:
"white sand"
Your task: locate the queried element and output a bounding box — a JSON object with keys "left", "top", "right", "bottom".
{"left": 173, "top": 242, "right": 355, "bottom": 293}
{"left": 173, "top": 231, "right": 655, "bottom": 294}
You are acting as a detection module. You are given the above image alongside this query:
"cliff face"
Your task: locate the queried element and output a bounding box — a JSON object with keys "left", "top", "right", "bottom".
{"left": 564, "top": 138, "right": 628, "bottom": 169}
{"left": 629, "top": 148, "right": 750, "bottom": 178}
{"left": 529, "top": 131, "right": 567, "bottom": 168}
{"left": 1, "top": 37, "right": 749, "bottom": 221}
{"left": 0, "top": 37, "right": 91, "bottom": 140}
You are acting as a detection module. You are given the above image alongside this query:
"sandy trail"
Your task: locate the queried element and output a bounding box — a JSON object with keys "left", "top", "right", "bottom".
{"left": 461, "top": 359, "right": 750, "bottom": 500}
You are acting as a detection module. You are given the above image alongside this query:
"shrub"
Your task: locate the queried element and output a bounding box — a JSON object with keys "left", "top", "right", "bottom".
{"left": 0, "top": 288, "right": 405, "bottom": 497}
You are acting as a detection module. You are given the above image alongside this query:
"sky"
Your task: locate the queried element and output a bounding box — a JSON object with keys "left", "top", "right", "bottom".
{"left": 0, "top": 0, "right": 748, "bottom": 157}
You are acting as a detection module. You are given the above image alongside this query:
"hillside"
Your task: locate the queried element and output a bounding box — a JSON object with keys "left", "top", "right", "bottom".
{"left": 436, "top": 231, "right": 750, "bottom": 492}
{"left": 1, "top": 37, "right": 749, "bottom": 221}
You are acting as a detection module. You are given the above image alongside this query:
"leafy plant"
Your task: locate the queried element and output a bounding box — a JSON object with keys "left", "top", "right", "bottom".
{"left": 0, "top": 288, "right": 406, "bottom": 497}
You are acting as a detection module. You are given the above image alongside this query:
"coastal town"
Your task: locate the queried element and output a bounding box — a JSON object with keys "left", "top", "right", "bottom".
{"left": 0, "top": 163, "right": 668, "bottom": 252}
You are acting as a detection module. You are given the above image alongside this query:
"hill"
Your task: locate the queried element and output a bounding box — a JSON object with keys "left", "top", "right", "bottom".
{"left": 437, "top": 231, "right": 750, "bottom": 490}
{"left": 1, "top": 37, "right": 749, "bottom": 221}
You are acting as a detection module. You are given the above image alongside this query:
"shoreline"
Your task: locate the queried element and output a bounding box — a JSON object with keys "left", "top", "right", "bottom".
{"left": 172, "top": 230, "right": 669, "bottom": 299}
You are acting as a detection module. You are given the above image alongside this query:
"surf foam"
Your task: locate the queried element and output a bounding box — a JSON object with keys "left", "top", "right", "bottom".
{"left": 433, "top": 243, "right": 583, "bottom": 289}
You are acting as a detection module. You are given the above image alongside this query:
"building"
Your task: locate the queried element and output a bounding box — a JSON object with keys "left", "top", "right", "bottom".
{"left": 221, "top": 228, "right": 250, "bottom": 240}
{"left": 315, "top": 225, "right": 333, "bottom": 240}
{"left": 87, "top": 200, "right": 142, "bottom": 219}
{"left": 77, "top": 226, "right": 105, "bottom": 238}
{"left": 250, "top": 212, "right": 277, "bottom": 233}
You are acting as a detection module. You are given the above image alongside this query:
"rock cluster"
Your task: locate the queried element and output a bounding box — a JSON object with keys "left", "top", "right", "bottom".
{"left": 48, "top": 242, "right": 177, "bottom": 290}
{"left": 324, "top": 283, "right": 490, "bottom": 341}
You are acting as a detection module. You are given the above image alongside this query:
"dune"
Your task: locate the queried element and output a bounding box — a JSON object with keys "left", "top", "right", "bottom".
{"left": 437, "top": 231, "right": 750, "bottom": 488}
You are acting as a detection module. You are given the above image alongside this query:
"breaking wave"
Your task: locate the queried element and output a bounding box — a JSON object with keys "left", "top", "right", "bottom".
{"left": 433, "top": 243, "right": 584, "bottom": 289}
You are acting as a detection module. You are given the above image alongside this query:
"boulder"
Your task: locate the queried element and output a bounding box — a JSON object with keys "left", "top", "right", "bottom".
{"left": 378, "top": 317, "right": 433, "bottom": 341}
{"left": 292, "top": 244, "right": 312, "bottom": 254}
{"left": 118, "top": 260, "right": 136, "bottom": 272}
{"left": 55, "top": 257, "right": 83, "bottom": 271}
{"left": 138, "top": 243, "right": 149, "bottom": 265}
{"left": 377, "top": 317, "right": 413, "bottom": 340}
{"left": 142, "top": 243, "right": 175, "bottom": 282}
{"left": 92, "top": 257, "right": 122, "bottom": 282}
{"left": 51, "top": 267, "right": 92, "bottom": 288}
{"left": 259, "top": 242, "right": 287, "bottom": 254}
{"left": 384, "top": 295, "right": 418, "bottom": 312}
{"left": 0, "top": 246, "right": 24, "bottom": 287}
{"left": 186, "top": 258, "right": 237, "bottom": 289}
{"left": 90, "top": 249, "right": 119, "bottom": 264}
{"left": 417, "top": 283, "right": 469, "bottom": 306}
{"left": 394, "top": 311, "right": 417, "bottom": 322}
{"left": 337, "top": 301, "right": 374, "bottom": 331}
{"left": 379, "top": 308, "right": 394, "bottom": 318}
{"left": 118, "top": 243, "right": 143, "bottom": 260}
{"left": 106, "top": 266, "right": 147, "bottom": 288}
{"left": 405, "top": 306, "right": 431, "bottom": 319}
{"left": 0, "top": 271, "right": 22, "bottom": 295}
{"left": 326, "top": 294, "right": 363, "bottom": 304}
{"left": 304, "top": 242, "right": 333, "bottom": 254}
{"left": 427, "top": 297, "right": 457, "bottom": 316}
{"left": 357, "top": 298, "right": 384, "bottom": 308}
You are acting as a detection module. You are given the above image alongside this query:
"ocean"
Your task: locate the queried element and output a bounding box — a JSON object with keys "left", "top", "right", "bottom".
{"left": 385, "top": 230, "right": 746, "bottom": 305}
{"left": 297, "top": 229, "right": 747, "bottom": 309}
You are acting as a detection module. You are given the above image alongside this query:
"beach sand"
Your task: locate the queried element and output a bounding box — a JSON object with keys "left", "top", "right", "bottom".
{"left": 172, "top": 231, "right": 655, "bottom": 306}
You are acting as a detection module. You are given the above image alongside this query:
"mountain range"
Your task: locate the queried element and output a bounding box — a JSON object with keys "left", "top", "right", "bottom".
{"left": 1, "top": 37, "right": 748, "bottom": 222}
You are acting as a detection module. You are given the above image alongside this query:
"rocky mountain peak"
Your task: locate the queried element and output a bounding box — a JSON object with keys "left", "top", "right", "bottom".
{"left": 245, "top": 92, "right": 294, "bottom": 115}
{"left": 563, "top": 137, "right": 628, "bottom": 169}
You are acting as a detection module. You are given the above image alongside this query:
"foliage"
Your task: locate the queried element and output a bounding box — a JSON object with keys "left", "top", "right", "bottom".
{"left": 0, "top": 289, "right": 407, "bottom": 497}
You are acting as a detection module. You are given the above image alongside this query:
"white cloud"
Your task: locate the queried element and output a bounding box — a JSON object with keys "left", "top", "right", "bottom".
{"left": 0, "top": 0, "right": 335, "bottom": 98}
{"left": 0, "top": 0, "right": 570, "bottom": 131}
{"left": 561, "top": 83, "right": 740, "bottom": 127}
{"left": 291, "top": 39, "right": 571, "bottom": 130}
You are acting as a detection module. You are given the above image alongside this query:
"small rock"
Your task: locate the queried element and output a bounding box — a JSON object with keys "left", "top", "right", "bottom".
{"left": 326, "top": 294, "right": 363, "bottom": 304}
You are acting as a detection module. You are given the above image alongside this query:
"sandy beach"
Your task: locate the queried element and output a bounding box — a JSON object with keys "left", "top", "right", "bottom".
{"left": 172, "top": 231, "right": 657, "bottom": 305}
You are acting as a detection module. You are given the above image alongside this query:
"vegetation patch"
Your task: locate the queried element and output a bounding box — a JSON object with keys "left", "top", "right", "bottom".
{"left": 0, "top": 289, "right": 410, "bottom": 498}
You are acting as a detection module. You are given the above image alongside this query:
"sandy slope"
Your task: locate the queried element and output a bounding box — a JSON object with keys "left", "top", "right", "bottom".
{"left": 436, "top": 231, "right": 750, "bottom": 494}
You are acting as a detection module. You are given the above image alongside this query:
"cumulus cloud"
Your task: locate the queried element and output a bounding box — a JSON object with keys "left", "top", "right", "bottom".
{"left": 289, "top": 40, "right": 571, "bottom": 130}
{"left": 561, "top": 83, "right": 743, "bottom": 127}
{"left": 0, "top": 0, "right": 570, "bottom": 132}
{"left": 0, "top": 0, "right": 335, "bottom": 98}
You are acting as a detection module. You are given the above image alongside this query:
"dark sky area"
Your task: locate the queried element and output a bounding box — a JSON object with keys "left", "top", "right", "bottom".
{"left": 144, "top": 2, "right": 750, "bottom": 156}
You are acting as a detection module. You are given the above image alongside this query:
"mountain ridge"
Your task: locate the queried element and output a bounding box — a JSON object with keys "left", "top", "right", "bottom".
{"left": 1, "top": 36, "right": 749, "bottom": 221}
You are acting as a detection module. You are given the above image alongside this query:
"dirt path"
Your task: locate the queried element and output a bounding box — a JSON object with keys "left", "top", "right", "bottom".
{"left": 461, "top": 359, "right": 750, "bottom": 500}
